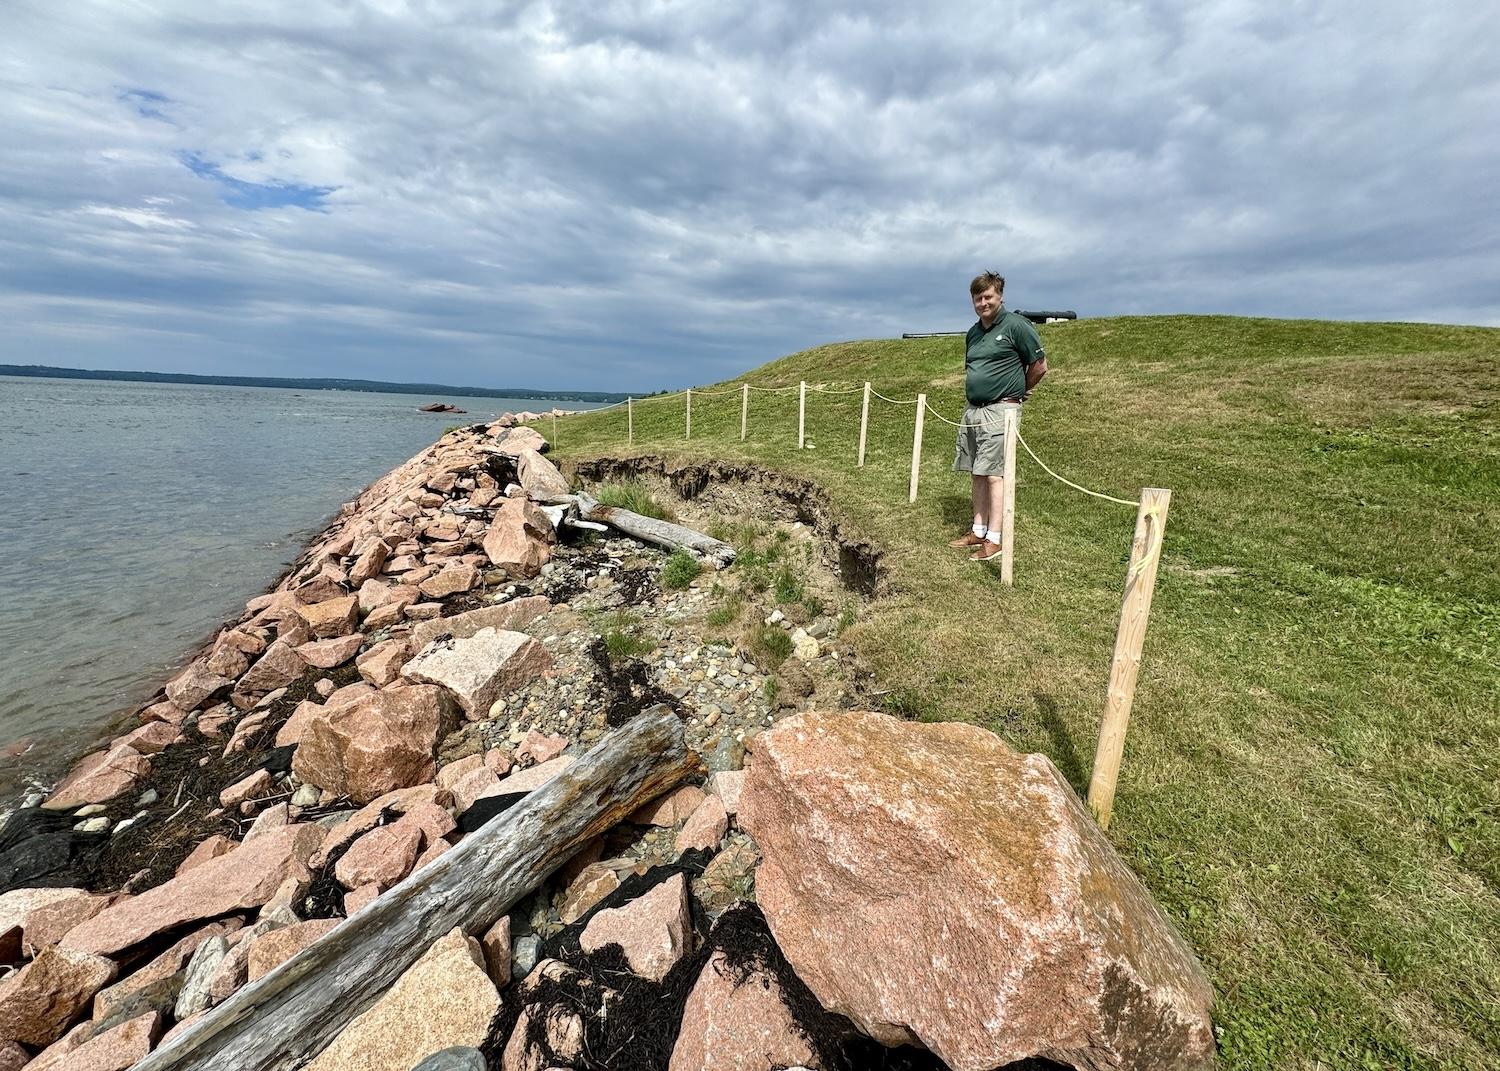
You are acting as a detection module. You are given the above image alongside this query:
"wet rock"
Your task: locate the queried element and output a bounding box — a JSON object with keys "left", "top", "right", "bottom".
{"left": 293, "top": 685, "right": 457, "bottom": 804}
{"left": 41, "top": 746, "right": 150, "bottom": 810}
{"left": 483, "top": 498, "right": 555, "bottom": 579}
{"left": 669, "top": 950, "right": 821, "bottom": 1071}
{"left": 0, "top": 943, "right": 117, "bottom": 1045}
{"left": 304, "top": 928, "right": 499, "bottom": 1071}
{"left": 739, "top": 710, "right": 1216, "bottom": 1071}
{"left": 139, "top": 699, "right": 190, "bottom": 727}
{"left": 580, "top": 872, "right": 694, "bottom": 981}
{"left": 401, "top": 629, "right": 554, "bottom": 721}
{"left": 297, "top": 634, "right": 365, "bottom": 669}
{"left": 61, "top": 825, "right": 322, "bottom": 957}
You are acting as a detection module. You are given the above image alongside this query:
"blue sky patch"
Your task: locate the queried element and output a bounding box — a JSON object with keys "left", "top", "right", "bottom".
{"left": 178, "top": 152, "right": 336, "bottom": 211}
{"left": 117, "top": 87, "right": 173, "bottom": 123}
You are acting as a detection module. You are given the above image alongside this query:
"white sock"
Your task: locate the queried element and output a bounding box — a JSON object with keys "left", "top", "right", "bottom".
{"left": 985, "top": 529, "right": 1002, "bottom": 544}
{"left": 972, "top": 522, "right": 986, "bottom": 537}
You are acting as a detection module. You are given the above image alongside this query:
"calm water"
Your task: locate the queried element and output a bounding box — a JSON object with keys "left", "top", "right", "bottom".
{"left": 0, "top": 377, "right": 591, "bottom": 796}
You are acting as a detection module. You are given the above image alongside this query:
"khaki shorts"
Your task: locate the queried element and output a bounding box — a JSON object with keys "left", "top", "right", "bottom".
{"left": 953, "top": 400, "right": 1020, "bottom": 477}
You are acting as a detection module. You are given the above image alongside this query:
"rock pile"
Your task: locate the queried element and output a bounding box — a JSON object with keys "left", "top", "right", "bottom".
{"left": 0, "top": 419, "right": 1214, "bottom": 1070}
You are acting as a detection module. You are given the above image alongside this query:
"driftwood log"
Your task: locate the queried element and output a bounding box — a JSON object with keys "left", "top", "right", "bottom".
{"left": 135, "top": 706, "right": 696, "bottom": 1071}
{"left": 560, "top": 490, "right": 736, "bottom": 568}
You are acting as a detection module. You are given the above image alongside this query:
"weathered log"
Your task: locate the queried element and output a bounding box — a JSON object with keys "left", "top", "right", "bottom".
{"left": 135, "top": 705, "right": 695, "bottom": 1071}
{"left": 570, "top": 490, "right": 736, "bottom": 568}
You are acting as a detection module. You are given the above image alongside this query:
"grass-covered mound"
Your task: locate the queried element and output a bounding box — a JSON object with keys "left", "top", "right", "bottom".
{"left": 543, "top": 315, "right": 1499, "bottom": 1071}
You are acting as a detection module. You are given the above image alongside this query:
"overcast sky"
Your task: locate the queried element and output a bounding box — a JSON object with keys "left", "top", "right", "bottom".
{"left": 2, "top": 1, "right": 1496, "bottom": 392}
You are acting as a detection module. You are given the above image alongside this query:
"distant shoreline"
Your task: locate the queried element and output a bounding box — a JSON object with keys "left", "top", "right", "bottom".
{"left": 0, "top": 363, "right": 630, "bottom": 403}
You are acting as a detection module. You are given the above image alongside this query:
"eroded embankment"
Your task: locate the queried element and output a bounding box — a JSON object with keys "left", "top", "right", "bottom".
{"left": 568, "top": 455, "right": 888, "bottom": 599}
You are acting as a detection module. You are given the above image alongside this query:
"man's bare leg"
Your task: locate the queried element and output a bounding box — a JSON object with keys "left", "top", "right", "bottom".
{"left": 985, "top": 475, "right": 1005, "bottom": 536}
{"left": 972, "top": 474, "right": 989, "bottom": 532}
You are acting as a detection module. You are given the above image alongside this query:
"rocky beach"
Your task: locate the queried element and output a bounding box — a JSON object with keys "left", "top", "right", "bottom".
{"left": 0, "top": 419, "right": 1215, "bottom": 1070}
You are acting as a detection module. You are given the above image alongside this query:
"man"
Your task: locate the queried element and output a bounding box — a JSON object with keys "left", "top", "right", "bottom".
{"left": 950, "top": 271, "right": 1047, "bottom": 561}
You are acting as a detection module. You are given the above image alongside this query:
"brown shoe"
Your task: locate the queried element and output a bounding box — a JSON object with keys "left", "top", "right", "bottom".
{"left": 949, "top": 531, "right": 985, "bottom": 548}
{"left": 970, "top": 540, "right": 1003, "bottom": 561}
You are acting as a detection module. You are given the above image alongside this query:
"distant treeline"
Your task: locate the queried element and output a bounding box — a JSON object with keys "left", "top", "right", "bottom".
{"left": 0, "top": 364, "right": 630, "bottom": 403}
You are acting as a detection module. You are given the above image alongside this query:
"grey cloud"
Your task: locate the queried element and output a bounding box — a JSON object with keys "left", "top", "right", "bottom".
{"left": 0, "top": 0, "right": 1495, "bottom": 393}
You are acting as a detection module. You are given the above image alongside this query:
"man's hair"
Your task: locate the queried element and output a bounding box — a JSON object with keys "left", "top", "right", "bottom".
{"left": 969, "top": 271, "right": 1005, "bottom": 297}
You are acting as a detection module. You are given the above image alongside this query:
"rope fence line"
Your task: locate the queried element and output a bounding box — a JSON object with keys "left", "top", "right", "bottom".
{"left": 535, "top": 373, "right": 1172, "bottom": 831}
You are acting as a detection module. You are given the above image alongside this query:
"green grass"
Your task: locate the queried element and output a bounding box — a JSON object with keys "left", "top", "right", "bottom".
{"left": 660, "top": 549, "right": 702, "bottom": 590}
{"left": 593, "top": 480, "right": 673, "bottom": 520}
{"left": 597, "top": 610, "right": 656, "bottom": 660}
{"left": 744, "top": 623, "right": 794, "bottom": 670}
{"left": 546, "top": 315, "right": 1500, "bottom": 1070}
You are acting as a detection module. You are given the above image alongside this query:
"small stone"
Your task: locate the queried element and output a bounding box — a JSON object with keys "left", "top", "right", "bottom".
{"left": 511, "top": 934, "right": 541, "bottom": 979}
{"left": 412, "top": 1048, "right": 488, "bottom": 1071}
{"left": 74, "top": 817, "right": 111, "bottom": 833}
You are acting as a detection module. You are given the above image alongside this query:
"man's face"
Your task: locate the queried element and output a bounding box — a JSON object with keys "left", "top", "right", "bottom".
{"left": 972, "top": 286, "right": 1002, "bottom": 323}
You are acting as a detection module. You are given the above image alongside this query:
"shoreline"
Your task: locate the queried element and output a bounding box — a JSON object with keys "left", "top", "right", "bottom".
{"left": 0, "top": 413, "right": 1212, "bottom": 1069}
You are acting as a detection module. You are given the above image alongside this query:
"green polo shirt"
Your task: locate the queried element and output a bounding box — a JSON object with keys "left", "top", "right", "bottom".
{"left": 964, "top": 308, "right": 1045, "bottom": 406}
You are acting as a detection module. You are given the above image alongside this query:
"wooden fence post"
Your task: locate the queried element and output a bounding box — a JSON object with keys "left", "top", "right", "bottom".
{"left": 741, "top": 384, "right": 749, "bottom": 441}
{"left": 551, "top": 412, "right": 558, "bottom": 445}
{"left": 1000, "top": 407, "right": 1018, "bottom": 585}
{"left": 627, "top": 398, "right": 633, "bottom": 445}
{"left": 908, "top": 394, "right": 927, "bottom": 503}
{"left": 858, "top": 382, "right": 871, "bottom": 467}
{"left": 685, "top": 390, "right": 692, "bottom": 440}
{"left": 798, "top": 381, "right": 806, "bottom": 449}
{"left": 1087, "top": 487, "right": 1173, "bottom": 831}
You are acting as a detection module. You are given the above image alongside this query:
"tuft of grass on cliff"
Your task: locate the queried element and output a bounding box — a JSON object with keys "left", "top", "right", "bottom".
{"left": 540, "top": 315, "right": 1500, "bottom": 1071}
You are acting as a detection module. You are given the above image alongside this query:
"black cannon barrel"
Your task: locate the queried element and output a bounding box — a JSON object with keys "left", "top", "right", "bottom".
{"left": 902, "top": 310, "right": 1078, "bottom": 339}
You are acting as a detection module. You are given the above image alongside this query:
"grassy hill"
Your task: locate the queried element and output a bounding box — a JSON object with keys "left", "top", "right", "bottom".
{"left": 541, "top": 315, "right": 1499, "bottom": 1070}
